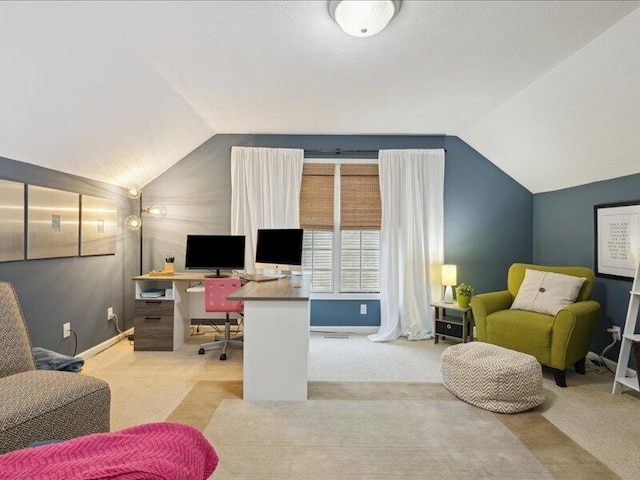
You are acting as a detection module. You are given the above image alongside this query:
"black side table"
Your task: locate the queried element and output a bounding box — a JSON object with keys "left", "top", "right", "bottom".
{"left": 431, "top": 301, "right": 474, "bottom": 344}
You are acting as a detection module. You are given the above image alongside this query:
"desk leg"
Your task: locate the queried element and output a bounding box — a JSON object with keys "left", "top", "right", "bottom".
{"left": 173, "top": 281, "right": 191, "bottom": 349}
{"left": 243, "top": 300, "right": 309, "bottom": 401}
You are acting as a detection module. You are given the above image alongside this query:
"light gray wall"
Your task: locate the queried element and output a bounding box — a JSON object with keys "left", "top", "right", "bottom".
{"left": 0, "top": 155, "right": 138, "bottom": 353}
{"left": 533, "top": 172, "right": 640, "bottom": 361}
{"left": 144, "top": 134, "right": 533, "bottom": 326}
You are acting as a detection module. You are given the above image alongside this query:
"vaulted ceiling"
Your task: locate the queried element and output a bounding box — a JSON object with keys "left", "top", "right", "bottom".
{"left": 1, "top": 1, "right": 638, "bottom": 193}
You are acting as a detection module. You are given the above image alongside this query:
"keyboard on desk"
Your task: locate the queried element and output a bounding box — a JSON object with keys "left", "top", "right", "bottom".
{"left": 240, "top": 273, "right": 285, "bottom": 282}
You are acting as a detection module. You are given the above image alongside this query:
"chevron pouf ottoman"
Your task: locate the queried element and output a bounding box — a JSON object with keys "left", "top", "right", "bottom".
{"left": 441, "top": 342, "right": 544, "bottom": 414}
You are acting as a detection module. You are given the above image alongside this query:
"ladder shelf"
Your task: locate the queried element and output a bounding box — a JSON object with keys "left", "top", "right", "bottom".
{"left": 612, "top": 259, "right": 640, "bottom": 395}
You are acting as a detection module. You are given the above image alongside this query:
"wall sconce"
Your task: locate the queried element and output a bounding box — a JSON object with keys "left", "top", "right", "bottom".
{"left": 441, "top": 264, "right": 457, "bottom": 304}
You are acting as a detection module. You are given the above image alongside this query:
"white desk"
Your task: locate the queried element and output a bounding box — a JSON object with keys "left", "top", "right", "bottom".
{"left": 133, "top": 273, "right": 311, "bottom": 401}
{"left": 132, "top": 273, "right": 233, "bottom": 351}
{"left": 228, "top": 277, "right": 310, "bottom": 401}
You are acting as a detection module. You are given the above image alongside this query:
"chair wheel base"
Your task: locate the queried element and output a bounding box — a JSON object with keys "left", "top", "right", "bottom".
{"left": 198, "top": 348, "right": 205, "bottom": 355}
{"left": 220, "top": 353, "right": 227, "bottom": 361}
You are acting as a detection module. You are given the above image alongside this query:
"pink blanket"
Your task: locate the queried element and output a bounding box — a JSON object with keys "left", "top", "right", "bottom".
{"left": 0, "top": 422, "right": 218, "bottom": 479}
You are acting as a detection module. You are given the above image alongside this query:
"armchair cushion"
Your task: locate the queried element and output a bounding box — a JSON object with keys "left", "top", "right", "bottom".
{"left": 486, "top": 310, "right": 554, "bottom": 365}
{"left": 511, "top": 269, "right": 586, "bottom": 316}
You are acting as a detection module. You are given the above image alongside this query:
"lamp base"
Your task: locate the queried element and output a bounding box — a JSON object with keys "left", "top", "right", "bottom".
{"left": 443, "top": 285, "right": 454, "bottom": 304}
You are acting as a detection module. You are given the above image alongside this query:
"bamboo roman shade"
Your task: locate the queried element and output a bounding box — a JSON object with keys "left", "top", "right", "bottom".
{"left": 340, "top": 164, "right": 381, "bottom": 230}
{"left": 299, "top": 163, "right": 334, "bottom": 230}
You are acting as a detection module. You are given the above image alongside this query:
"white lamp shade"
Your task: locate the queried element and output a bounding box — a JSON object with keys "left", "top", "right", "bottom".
{"left": 330, "top": 0, "right": 399, "bottom": 37}
{"left": 442, "top": 264, "right": 457, "bottom": 286}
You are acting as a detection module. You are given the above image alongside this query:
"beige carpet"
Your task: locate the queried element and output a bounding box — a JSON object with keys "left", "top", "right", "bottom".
{"left": 83, "top": 333, "right": 640, "bottom": 478}
{"left": 166, "top": 381, "right": 619, "bottom": 480}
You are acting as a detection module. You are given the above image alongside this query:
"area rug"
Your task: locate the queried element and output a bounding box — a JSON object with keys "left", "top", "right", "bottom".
{"left": 166, "top": 381, "right": 619, "bottom": 479}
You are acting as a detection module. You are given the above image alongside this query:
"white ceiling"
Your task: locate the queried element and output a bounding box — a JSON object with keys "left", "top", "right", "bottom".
{"left": 0, "top": 1, "right": 638, "bottom": 192}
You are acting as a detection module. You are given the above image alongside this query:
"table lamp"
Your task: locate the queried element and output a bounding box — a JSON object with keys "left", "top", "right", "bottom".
{"left": 442, "top": 264, "right": 457, "bottom": 304}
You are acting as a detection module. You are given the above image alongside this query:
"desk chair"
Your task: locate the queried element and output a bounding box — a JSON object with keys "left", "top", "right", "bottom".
{"left": 198, "top": 278, "right": 243, "bottom": 360}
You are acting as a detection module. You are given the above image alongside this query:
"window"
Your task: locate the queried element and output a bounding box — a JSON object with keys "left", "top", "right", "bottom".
{"left": 300, "top": 161, "right": 381, "bottom": 295}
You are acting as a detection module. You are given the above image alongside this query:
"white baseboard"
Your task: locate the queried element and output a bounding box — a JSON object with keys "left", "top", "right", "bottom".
{"left": 587, "top": 351, "right": 637, "bottom": 377}
{"left": 77, "top": 328, "right": 134, "bottom": 360}
{"left": 310, "top": 326, "right": 378, "bottom": 334}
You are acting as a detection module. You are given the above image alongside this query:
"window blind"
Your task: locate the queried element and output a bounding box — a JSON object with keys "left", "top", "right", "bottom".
{"left": 340, "top": 164, "right": 381, "bottom": 230}
{"left": 299, "top": 163, "right": 334, "bottom": 230}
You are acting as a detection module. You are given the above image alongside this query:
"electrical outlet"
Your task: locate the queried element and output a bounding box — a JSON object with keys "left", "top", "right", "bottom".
{"left": 607, "top": 326, "right": 621, "bottom": 341}
{"left": 360, "top": 304, "right": 367, "bottom": 315}
{"left": 107, "top": 307, "right": 114, "bottom": 321}
{"left": 63, "top": 322, "right": 71, "bottom": 339}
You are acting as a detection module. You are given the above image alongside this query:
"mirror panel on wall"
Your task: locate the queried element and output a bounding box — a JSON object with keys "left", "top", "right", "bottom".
{"left": 0, "top": 179, "right": 25, "bottom": 262}
{"left": 27, "top": 185, "right": 80, "bottom": 260}
{"left": 80, "top": 195, "right": 117, "bottom": 256}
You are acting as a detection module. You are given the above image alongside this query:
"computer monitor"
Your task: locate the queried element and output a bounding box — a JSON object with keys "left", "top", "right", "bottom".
{"left": 185, "top": 234, "right": 246, "bottom": 278}
{"left": 254, "top": 228, "right": 304, "bottom": 273}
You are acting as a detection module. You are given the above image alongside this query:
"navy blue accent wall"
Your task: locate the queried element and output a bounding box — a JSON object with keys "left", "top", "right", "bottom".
{"left": 0, "top": 155, "right": 138, "bottom": 353}
{"left": 533, "top": 172, "right": 640, "bottom": 361}
{"left": 311, "top": 300, "right": 381, "bottom": 327}
{"left": 145, "top": 134, "right": 532, "bottom": 327}
{"left": 444, "top": 137, "right": 533, "bottom": 294}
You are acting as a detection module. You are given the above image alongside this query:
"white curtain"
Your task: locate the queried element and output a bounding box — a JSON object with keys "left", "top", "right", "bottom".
{"left": 230, "top": 146, "right": 304, "bottom": 273}
{"left": 368, "top": 149, "right": 445, "bottom": 342}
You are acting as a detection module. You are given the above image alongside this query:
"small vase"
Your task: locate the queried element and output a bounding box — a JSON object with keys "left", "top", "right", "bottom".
{"left": 457, "top": 294, "right": 470, "bottom": 308}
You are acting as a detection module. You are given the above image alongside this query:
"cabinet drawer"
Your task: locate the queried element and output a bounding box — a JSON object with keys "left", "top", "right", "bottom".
{"left": 435, "top": 320, "right": 463, "bottom": 338}
{"left": 134, "top": 315, "right": 173, "bottom": 351}
{"left": 135, "top": 299, "right": 174, "bottom": 316}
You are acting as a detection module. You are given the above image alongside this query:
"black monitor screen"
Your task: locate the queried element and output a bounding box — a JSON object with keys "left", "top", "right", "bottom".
{"left": 185, "top": 235, "right": 246, "bottom": 275}
{"left": 255, "top": 228, "right": 304, "bottom": 271}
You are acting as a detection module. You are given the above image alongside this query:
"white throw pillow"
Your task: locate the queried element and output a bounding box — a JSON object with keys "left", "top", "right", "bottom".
{"left": 511, "top": 269, "right": 586, "bottom": 316}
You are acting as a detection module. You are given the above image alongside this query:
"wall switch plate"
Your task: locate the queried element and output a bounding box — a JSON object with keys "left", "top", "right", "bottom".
{"left": 63, "top": 322, "right": 71, "bottom": 338}
{"left": 360, "top": 304, "right": 367, "bottom": 315}
{"left": 107, "top": 307, "right": 114, "bottom": 320}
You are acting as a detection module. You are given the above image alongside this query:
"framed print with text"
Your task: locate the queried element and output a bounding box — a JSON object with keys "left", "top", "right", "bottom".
{"left": 594, "top": 200, "right": 640, "bottom": 280}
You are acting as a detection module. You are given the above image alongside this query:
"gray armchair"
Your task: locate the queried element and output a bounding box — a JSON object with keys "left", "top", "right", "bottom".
{"left": 0, "top": 282, "right": 111, "bottom": 453}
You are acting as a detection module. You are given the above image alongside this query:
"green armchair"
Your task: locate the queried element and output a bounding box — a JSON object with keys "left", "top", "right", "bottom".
{"left": 470, "top": 263, "right": 600, "bottom": 387}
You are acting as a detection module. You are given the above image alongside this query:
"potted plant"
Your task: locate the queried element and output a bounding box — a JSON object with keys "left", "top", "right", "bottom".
{"left": 455, "top": 283, "right": 473, "bottom": 308}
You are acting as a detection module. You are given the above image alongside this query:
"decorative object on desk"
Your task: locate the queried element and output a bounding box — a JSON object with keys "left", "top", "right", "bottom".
{"left": 455, "top": 283, "right": 473, "bottom": 308}
{"left": 441, "top": 264, "right": 457, "bottom": 304}
{"left": 148, "top": 270, "right": 172, "bottom": 277}
{"left": 165, "top": 255, "right": 175, "bottom": 274}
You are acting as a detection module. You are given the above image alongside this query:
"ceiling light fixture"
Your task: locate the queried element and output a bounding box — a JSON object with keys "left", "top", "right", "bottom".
{"left": 329, "top": 0, "right": 401, "bottom": 38}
